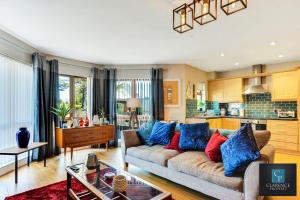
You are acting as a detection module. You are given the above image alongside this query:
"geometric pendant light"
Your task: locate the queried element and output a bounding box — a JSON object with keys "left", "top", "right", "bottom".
{"left": 221, "top": 0, "right": 247, "bottom": 15}
{"left": 173, "top": 3, "right": 194, "bottom": 33}
{"left": 194, "top": 0, "right": 217, "bottom": 25}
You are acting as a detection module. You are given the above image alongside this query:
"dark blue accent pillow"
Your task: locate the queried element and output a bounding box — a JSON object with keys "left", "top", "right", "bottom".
{"left": 221, "top": 124, "right": 261, "bottom": 177}
{"left": 149, "top": 121, "right": 176, "bottom": 145}
{"left": 137, "top": 120, "right": 156, "bottom": 145}
{"left": 179, "top": 123, "right": 210, "bottom": 151}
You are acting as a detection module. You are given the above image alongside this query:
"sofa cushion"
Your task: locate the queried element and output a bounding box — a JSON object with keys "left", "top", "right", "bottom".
{"left": 254, "top": 130, "right": 271, "bottom": 150}
{"left": 127, "top": 145, "right": 179, "bottom": 166}
{"left": 205, "top": 129, "right": 228, "bottom": 162}
{"left": 221, "top": 124, "right": 261, "bottom": 177}
{"left": 164, "top": 131, "right": 183, "bottom": 153}
{"left": 149, "top": 121, "right": 176, "bottom": 145}
{"left": 179, "top": 123, "right": 210, "bottom": 151}
{"left": 137, "top": 120, "right": 156, "bottom": 145}
{"left": 168, "top": 151, "right": 243, "bottom": 192}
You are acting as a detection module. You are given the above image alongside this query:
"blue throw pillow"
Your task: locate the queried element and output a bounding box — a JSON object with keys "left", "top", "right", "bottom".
{"left": 137, "top": 120, "right": 156, "bottom": 145}
{"left": 149, "top": 121, "right": 176, "bottom": 145}
{"left": 221, "top": 124, "right": 261, "bottom": 177}
{"left": 179, "top": 123, "right": 210, "bottom": 151}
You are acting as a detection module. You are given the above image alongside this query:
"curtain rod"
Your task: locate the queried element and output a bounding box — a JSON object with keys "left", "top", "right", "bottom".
{"left": 113, "top": 68, "right": 167, "bottom": 71}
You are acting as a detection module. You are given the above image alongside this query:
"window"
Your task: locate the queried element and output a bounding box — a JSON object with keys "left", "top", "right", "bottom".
{"left": 197, "top": 82, "right": 206, "bottom": 111}
{"left": 116, "top": 79, "right": 152, "bottom": 131}
{"left": 59, "top": 75, "right": 87, "bottom": 117}
{"left": 0, "top": 55, "right": 33, "bottom": 168}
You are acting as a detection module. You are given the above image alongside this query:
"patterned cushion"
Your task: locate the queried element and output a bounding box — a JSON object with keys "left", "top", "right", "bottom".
{"left": 221, "top": 124, "right": 260, "bottom": 177}
{"left": 179, "top": 123, "right": 210, "bottom": 151}
{"left": 149, "top": 121, "right": 176, "bottom": 145}
{"left": 137, "top": 120, "right": 156, "bottom": 145}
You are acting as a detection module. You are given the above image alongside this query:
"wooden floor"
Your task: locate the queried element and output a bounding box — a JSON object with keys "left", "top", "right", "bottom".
{"left": 0, "top": 148, "right": 299, "bottom": 200}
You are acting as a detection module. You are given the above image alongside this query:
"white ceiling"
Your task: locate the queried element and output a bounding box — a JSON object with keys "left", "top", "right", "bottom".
{"left": 0, "top": 0, "right": 300, "bottom": 72}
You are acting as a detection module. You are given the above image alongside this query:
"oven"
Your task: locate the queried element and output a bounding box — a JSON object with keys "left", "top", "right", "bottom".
{"left": 240, "top": 119, "right": 267, "bottom": 131}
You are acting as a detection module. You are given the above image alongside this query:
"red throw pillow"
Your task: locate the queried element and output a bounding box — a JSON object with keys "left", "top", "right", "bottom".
{"left": 164, "top": 131, "right": 183, "bottom": 153}
{"left": 205, "top": 130, "right": 228, "bottom": 162}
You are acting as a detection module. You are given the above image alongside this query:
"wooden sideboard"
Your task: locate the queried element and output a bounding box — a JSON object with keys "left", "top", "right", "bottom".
{"left": 56, "top": 125, "right": 115, "bottom": 159}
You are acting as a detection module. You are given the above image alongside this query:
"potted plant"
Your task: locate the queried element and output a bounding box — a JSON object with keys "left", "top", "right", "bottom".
{"left": 51, "top": 102, "right": 73, "bottom": 128}
{"left": 98, "top": 108, "right": 106, "bottom": 125}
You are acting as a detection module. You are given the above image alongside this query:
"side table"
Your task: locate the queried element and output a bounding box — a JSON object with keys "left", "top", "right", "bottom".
{"left": 0, "top": 142, "right": 48, "bottom": 183}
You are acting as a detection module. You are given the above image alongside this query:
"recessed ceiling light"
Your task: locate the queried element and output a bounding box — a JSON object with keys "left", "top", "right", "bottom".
{"left": 270, "top": 41, "right": 276, "bottom": 46}
{"left": 220, "top": 53, "right": 225, "bottom": 57}
{"left": 278, "top": 54, "right": 283, "bottom": 58}
{"left": 235, "top": 62, "right": 239, "bottom": 66}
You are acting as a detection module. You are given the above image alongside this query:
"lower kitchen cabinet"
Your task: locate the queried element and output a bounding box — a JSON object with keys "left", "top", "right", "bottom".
{"left": 207, "top": 118, "right": 222, "bottom": 129}
{"left": 222, "top": 118, "right": 241, "bottom": 130}
{"left": 267, "top": 120, "right": 299, "bottom": 151}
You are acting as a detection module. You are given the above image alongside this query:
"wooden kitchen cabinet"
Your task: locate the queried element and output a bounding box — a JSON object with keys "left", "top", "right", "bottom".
{"left": 207, "top": 118, "right": 222, "bottom": 129}
{"left": 271, "top": 71, "right": 298, "bottom": 101}
{"left": 208, "top": 80, "right": 223, "bottom": 102}
{"left": 267, "top": 120, "right": 299, "bottom": 151}
{"left": 222, "top": 118, "right": 240, "bottom": 130}
{"left": 208, "top": 78, "right": 243, "bottom": 103}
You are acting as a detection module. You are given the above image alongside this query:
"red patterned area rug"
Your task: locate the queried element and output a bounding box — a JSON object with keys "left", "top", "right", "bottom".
{"left": 5, "top": 178, "right": 88, "bottom": 200}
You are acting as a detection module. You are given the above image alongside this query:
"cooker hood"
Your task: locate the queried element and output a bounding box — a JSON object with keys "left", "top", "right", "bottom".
{"left": 244, "top": 65, "right": 268, "bottom": 95}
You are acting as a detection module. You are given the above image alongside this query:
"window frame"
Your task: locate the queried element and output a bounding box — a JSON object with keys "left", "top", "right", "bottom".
{"left": 59, "top": 74, "right": 88, "bottom": 118}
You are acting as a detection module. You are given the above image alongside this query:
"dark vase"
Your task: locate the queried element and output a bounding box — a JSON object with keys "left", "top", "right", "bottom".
{"left": 16, "top": 127, "right": 30, "bottom": 148}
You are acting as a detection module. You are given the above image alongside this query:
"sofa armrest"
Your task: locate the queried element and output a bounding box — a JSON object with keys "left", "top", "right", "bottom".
{"left": 243, "top": 144, "right": 275, "bottom": 200}
{"left": 121, "top": 130, "right": 141, "bottom": 164}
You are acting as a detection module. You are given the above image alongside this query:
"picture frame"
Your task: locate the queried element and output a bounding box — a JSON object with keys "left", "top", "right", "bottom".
{"left": 163, "top": 79, "right": 180, "bottom": 107}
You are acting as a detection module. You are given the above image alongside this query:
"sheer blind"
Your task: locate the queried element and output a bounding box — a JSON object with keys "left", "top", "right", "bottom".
{"left": 0, "top": 55, "right": 33, "bottom": 167}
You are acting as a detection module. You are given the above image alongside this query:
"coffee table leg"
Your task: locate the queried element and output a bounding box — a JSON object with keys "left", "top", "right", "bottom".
{"left": 67, "top": 172, "right": 71, "bottom": 200}
{"left": 44, "top": 145, "right": 47, "bottom": 167}
{"left": 27, "top": 150, "right": 30, "bottom": 166}
{"left": 15, "top": 155, "right": 18, "bottom": 184}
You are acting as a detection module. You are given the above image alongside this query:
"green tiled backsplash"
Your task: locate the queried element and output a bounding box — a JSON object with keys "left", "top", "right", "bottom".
{"left": 193, "top": 94, "right": 297, "bottom": 118}
{"left": 244, "top": 93, "right": 297, "bottom": 118}
{"left": 186, "top": 99, "right": 201, "bottom": 118}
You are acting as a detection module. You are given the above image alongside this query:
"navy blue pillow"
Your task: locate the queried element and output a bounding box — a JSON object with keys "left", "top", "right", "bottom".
{"left": 179, "top": 123, "right": 210, "bottom": 151}
{"left": 137, "top": 120, "right": 156, "bottom": 145}
{"left": 221, "top": 124, "right": 261, "bottom": 177}
{"left": 149, "top": 121, "right": 176, "bottom": 145}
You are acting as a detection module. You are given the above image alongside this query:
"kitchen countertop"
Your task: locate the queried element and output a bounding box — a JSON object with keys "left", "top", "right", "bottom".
{"left": 187, "top": 116, "right": 298, "bottom": 121}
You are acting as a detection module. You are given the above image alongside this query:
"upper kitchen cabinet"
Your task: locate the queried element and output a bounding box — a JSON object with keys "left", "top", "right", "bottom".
{"left": 208, "top": 80, "right": 223, "bottom": 102}
{"left": 208, "top": 78, "right": 243, "bottom": 103}
{"left": 271, "top": 70, "right": 298, "bottom": 101}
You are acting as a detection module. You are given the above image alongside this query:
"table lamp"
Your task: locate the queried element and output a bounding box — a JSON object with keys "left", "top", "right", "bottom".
{"left": 127, "top": 98, "right": 140, "bottom": 129}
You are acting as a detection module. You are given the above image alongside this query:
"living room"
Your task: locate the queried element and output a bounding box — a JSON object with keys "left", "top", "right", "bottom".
{"left": 0, "top": 0, "right": 299, "bottom": 200}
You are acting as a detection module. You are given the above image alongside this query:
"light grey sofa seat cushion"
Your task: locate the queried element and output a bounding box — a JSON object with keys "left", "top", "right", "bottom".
{"left": 127, "top": 145, "right": 180, "bottom": 166}
{"left": 168, "top": 151, "right": 243, "bottom": 192}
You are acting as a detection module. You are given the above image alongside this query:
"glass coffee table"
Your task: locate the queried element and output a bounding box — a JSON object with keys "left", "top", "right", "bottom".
{"left": 66, "top": 161, "right": 172, "bottom": 200}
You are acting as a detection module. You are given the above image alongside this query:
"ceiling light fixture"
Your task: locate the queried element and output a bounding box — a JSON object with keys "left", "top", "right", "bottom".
{"left": 221, "top": 0, "right": 247, "bottom": 15}
{"left": 173, "top": 4, "right": 194, "bottom": 33}
{"left": 220, "top": 53, "right": 225, "bottom": 57}
{"left": 278, "top": 54, "right": 283, "bottom": 58}
{"left": 270, "top": 41, "right": 276, "bottom": 46}
{"left": 173, "top": 0, "right": 247, "bottom": 33}
{"left": 235, "top": 62, "right": 239, "bottom": 66}
{"left": 194, "top": 0, "right": 217, "bottom": 25}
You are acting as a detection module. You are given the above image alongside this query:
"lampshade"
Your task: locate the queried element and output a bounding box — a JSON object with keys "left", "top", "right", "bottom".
{"left": 127, "top": 98, "right": 141, "bottom": 108}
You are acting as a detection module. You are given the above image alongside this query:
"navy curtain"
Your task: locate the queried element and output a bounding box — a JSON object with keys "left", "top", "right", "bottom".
{"left": 151, "top": 68, "right": 164, "bottom": 120}
{"left": 32, "top": 53, "right": 59, "bottom": 160}
{"left": 92, "top": 68, "right": 118, "bottom": 147}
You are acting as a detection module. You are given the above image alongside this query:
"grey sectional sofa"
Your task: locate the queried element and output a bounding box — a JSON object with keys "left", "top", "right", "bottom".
{"left": 121, "top": 129, "right": 275, "bottom": 200}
